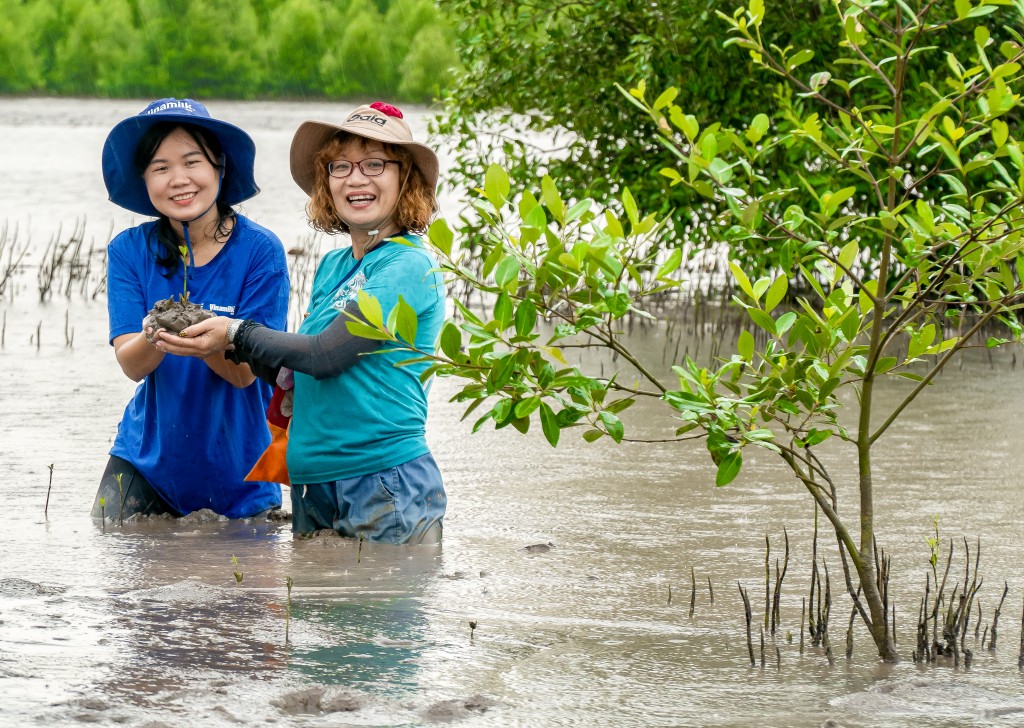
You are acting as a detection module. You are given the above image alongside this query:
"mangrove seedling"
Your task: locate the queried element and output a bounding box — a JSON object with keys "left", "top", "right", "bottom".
{"left": 469, "top": 621, "right": 478, "bottom": 640}
{"left": 232, "top": 554, "right": 243, "bottom": 584}
{"left": 99, "top": 497, "right": 106, "bottom": 534}
{"left": 178, "top": 244, "right": 190, "bottom": 302}
{"left": 114, "top": 472, "right": 124, "bottom": 527}
{"left": 44, "top": 463, "right": 53, "bottom": 518}
{"left": 285, "top": 576, "right": 293, "bottom": 643}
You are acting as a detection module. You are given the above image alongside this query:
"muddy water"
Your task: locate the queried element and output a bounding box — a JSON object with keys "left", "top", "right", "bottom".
{"left": 3, "top": 98, "right": 1024, "bottom": 727}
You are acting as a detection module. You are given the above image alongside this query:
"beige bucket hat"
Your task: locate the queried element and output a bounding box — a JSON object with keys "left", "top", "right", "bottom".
{"left": 289, "top": 102, "right": 439, "bottom": 196}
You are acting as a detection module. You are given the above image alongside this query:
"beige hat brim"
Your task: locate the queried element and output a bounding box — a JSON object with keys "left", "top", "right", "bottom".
{"left": 289, "top": 119, "right": 439, "bottom": 197}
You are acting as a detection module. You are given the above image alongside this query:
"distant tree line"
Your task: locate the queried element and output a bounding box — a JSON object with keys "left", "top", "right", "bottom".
{"left": 0, "top": 0, "right": 460, "bottom": 102}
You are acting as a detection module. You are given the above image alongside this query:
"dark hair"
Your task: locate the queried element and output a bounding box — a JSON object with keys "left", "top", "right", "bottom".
{"left": 133, "top": 122, "right": 235, "bottom": 275}
{"left": 306, "top": 133, "right": 437, "bottom": 235}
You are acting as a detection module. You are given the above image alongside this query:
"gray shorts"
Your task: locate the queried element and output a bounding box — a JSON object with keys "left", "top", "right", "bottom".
{"left": 290, "top": 452, "right": 446, "bottom": 544}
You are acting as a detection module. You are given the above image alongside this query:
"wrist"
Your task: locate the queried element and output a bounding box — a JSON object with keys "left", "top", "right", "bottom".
{"left": 226, "top": 318, "right": 243, "bottom": 345}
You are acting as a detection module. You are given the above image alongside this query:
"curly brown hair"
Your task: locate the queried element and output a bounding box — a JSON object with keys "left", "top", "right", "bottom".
{"left": 306, "top": 134, "right": 438, "bottom": 235}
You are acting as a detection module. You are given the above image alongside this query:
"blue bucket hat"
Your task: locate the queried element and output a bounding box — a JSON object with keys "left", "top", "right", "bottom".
{"left": 101, "top": 98, "right": 259, "bottom": 217}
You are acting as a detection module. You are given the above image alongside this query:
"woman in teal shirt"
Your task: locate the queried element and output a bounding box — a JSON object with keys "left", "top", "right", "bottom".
{"left": 160, "top": 102, "right": 447, "bottom": 544}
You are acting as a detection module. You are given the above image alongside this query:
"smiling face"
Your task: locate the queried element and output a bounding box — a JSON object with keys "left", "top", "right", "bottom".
{"left": 327, "top": 138, "right": 402, "bottom": 244}
{"left": 142, "top": 126, "right": 222, "bottom": 228}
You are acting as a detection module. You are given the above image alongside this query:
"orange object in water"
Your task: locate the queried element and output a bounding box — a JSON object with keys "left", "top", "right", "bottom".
{"left": 246, "top": 421, "right": 290, "bottom": 485}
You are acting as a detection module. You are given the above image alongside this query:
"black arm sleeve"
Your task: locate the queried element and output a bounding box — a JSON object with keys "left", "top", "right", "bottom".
{"left": 229, "top": 300, "right": 382, "bottom": 381}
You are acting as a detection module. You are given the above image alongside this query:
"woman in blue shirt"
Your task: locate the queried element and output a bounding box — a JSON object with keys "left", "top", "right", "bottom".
{"left": 160, "top": 102, "right": 447, "bottom": 544}
{"left": 93, "top": 98, "right": 290, "bottom": 521}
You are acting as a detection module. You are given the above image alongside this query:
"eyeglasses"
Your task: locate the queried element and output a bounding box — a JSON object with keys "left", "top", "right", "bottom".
{"left": 326, "top": 158, "right": 401, "bottom": 178}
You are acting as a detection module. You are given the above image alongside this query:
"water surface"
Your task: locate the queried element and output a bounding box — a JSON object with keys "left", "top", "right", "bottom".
{"left": 3, "top": 98, "right": 1024, "bottom": 727}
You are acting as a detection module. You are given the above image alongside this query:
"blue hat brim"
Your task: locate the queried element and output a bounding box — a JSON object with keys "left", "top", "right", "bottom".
{"left": 102, "top": 112, "right": 259, "bottom": 217}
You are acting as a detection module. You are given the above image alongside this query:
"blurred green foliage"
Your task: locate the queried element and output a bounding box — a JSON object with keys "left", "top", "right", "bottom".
{"left": 0, "top": 0, "right": 460, "bottom": 102}
{"left": 435, "top": 0, "right": 1021, "bottom": 275}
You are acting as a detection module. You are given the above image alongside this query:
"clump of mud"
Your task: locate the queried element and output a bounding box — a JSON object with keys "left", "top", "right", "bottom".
{"left": 422, "top": 694, "right": 500, "bottom": 721}
{"left": 144, "top": 294, "right": 214, "bottom": 343}
{"left": 272, "top": 686, "right": 364, "bottom": 715}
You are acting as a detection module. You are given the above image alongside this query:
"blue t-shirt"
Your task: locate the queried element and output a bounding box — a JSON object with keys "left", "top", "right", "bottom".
{"left": 288, "top": 235, "right": 446, "bottom": 484}
{"left": 107, "top": 215, "right": 290, "bottom": 517}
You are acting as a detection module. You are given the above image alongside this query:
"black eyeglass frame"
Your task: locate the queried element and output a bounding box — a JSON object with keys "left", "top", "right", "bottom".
{"left": 326, "top": 158, "right": 401, "bottom": 179}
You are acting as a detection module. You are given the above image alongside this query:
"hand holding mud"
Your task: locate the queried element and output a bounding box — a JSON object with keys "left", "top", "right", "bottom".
{"left": 143, "top": 295, "right": 215, "bottom": 343}
{"left": 155, "top": 315, "right": 235, "bottom": 358}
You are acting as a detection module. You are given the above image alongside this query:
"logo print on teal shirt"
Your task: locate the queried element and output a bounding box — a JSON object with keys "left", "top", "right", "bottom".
{"left": 331, "top": 271, "right": 367, "bottom": 309}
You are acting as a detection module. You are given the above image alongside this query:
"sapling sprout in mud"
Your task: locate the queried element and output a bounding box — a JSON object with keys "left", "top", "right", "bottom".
{"left": 232, "top": 554, "right": 243, "bottom": 583}
{"left": 285, "top": 576, "right": 293, "bottom": 643}
{"left": 44, "top": 463, "right": 53, "bottom": 518}
{"left": 469, "top": 621, "right": 477, "bottom": 640}
{"left": 114, "top": 472, "right": 124, "bottom": 527}
{"left": 178, "top": 244, "right": 190, "bottom": 305}
{"left": 99, "top": 497, "right": 106, "bottom": 533}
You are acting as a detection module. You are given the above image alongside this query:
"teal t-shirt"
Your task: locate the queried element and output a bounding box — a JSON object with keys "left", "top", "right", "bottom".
{"left": 287, "top": 235, "right": 446, "bottom": 483}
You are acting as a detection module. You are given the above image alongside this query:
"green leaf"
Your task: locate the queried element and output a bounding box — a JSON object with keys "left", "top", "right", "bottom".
{"left": 494, "top": 256, "right": 522, "bottom": 289}
{"left": 622, "top": 187, "right": 639, "bottom": 226}
{"left": 514, "top": 396, "right": 541, "bottom": 418}
{"left": 540, "top": 403, "right": 561, "bottom": 446}
{"left": 428, "top": 218, "right": 453, "bottom": 258}
{"left": 788, "top": 48, "right": 814, "bottom": 70}
{"left": 390, "top": 296, "right": 418, "bottom": 345}
{"left": 439, "top": 321, "right": 462, "bottom": 359}
{"left": 747, "top": 308, "right": 777, "bottom": 336}
{"left": 802, "top": 429, "right": 832, "bottom": 447}
{"left": 514, "top": 298, "right": 537, "bottom": 337}
{"left": 874, "top": 356, "right": 898, "bottom": 374}
{"left": 748, "top": 0, "right": 765, "bottom": 23}
{"left": 357, "top": 290, "right": 384, "bottom": 328}
{"left": 752, "top": 276, "right": 771, "bottom": 303}
{"left": 738, "top": 329, "right": 755, "bottom": 362}
{"left": 484, "top": 163, "right": 510, "bottom": 210}
{"left": 653, "top": 87, "right": 678, "bottom": 111}
{"left": 598, "top": 411, "right": 624, "bottom": 443}
{"left": 657, "top": 247, "right": 684, "bottom": 280}
{"left": 765, "top": 275, "right": 788, "bottom": 313}
{"left": 992, "top": 119, "right": 1009, "bottom": 147}
{"left": 493, "top": 291, "right": 514, "bottom": 330}
{"left": 677, "top": 112, "right": 700, "bottom": 141}
{"left": 565, "top": 198, "right": 593, "bottom": 224}
{"left": 715, "top": 451, "right": 742, "bottom": 486}
{"left": 745, "top": 113, "right": 770, "bottom": 143}
{"left": 838, "top": 241, "right": 859, "bottom": 275}
{"left": 730, "top": 261, "right": 755, "bottom": 299}
{"left": 542, "top": 175, "right": 565, "bottom": 224}
{"left": 775, "top": 311, "right": 797, "bottom": 335}
{"left": 345, "top": 320, "right": 392, "bottom": 341}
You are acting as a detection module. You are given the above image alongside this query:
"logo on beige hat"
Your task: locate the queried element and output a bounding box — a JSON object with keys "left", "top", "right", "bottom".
{"left": 347, "top": 113, "right": 387, "bottom": 127}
